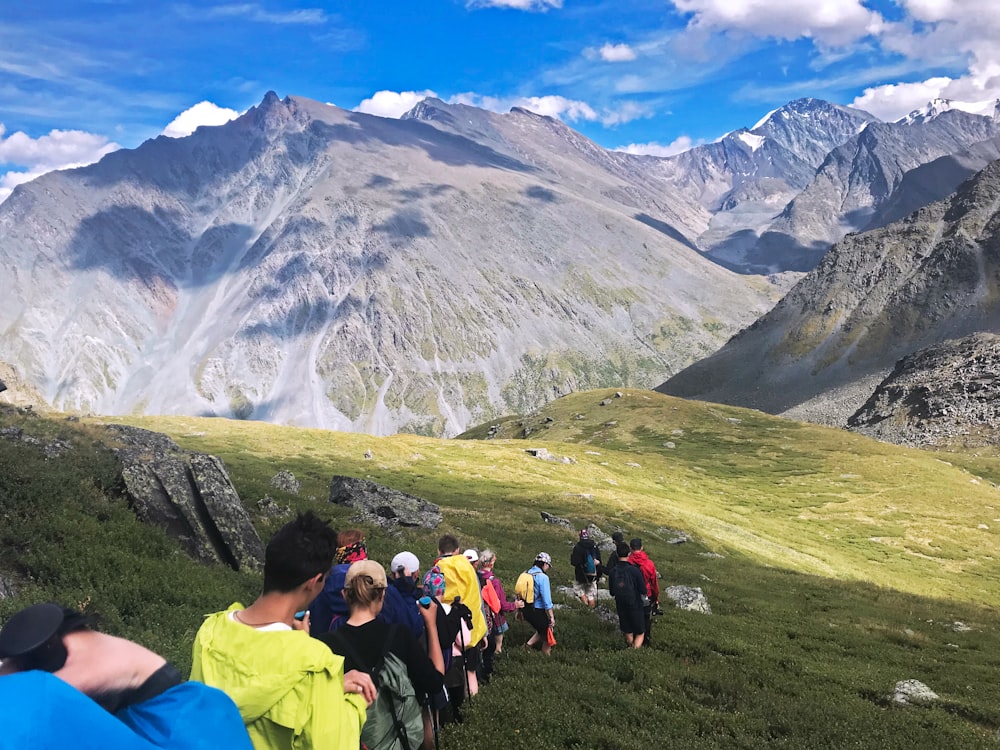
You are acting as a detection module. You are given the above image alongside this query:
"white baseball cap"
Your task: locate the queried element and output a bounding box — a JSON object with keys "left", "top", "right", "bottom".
{"left": 463, "top": 548, "right": 479, "bottom": 563}
{"left": 390, "top": 551, "right": 420, "bottom": 576}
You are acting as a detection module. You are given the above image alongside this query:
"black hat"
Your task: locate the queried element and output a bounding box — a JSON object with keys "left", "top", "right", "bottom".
{"left": 629, "top": 538, "right": 642, "bottom": 550}
{"left": 0, "top": 602, "right": 92, "bottom": 672}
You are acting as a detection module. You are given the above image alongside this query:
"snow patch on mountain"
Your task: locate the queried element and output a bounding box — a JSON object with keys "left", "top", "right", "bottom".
{"left": 737, "top": 132, "right": 765, "bottom": 151}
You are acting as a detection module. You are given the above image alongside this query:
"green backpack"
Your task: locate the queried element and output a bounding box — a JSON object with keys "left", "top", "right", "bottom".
{"left": 328, "top": 626, "right": 424, "bottom": 750}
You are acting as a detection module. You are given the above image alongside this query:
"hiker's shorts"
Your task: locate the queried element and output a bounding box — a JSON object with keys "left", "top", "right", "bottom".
{"left": 615, "top": 600, "right": 645, "bottom": 635}
{"left": 524, "top": 605, "right": 550, "bottom": 636}
{"left": 573, "top": 579, "right": 597, "bottom": 599}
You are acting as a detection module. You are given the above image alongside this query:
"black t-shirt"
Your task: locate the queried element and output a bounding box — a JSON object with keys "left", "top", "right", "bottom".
{"left": 317, "top": 619, "right": 444, "bottom": 697}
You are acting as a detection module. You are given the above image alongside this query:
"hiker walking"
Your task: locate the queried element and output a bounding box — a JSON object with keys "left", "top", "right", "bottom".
{"left": 191, "top": 512, "right": 374, "bottom": 750}
{"left": 569, "top": 529, "right": 602, "bottom": 608}
{"left": 318, "top": 560, "right": 445, "bottom": 750}
{"left": 520, "top": 552, "right": 555, "bottom": 655}
{"left": 478, "top": 549, "right": 519, "bottom": 655}
{"left": 607, "top": 541, "right": 647, "bottom": 648}
{"left": 603, "top": 531, "right": 627, "bottom": 577}
{"left": 627, "top": 538, "right": 660, "bottom": 647}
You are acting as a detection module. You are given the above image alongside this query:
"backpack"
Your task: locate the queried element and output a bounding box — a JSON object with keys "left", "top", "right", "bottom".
{"left": 481, "top": 574, "right": 501, "bottom": 615}
{"left": 514, "top": 570, "right": 536, "bottom": 604}
{"left": 584, "top": 549, "right": 597, "bottom": 578}
{"left": 609, "top": 564, "right": 640, "bottom": 608}
{"left": 327, "top": 626, "right": 423, "bottom": 750}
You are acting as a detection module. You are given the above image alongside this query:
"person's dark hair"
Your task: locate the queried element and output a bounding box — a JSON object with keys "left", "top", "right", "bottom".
{"left": 438, "top": 534, "right": 459, "bottom": 554}
{"left": 616, "top": 542, "right": 631, "bottom": 559}
{"left": 629, "top": 538, "right": 643, "bottom": 551}
{"left": 611, "top": 531, "right": 625, "bottom": 544}
{"left": 263, "top": 512, "right": 337, "bottom": 593}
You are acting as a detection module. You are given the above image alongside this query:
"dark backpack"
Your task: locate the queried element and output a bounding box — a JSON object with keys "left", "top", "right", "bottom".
{"left": 609, "top": 564, "right": 640, "bottom": 607}
{"left": 326, "top": 626, "right": 423, "bottom": 750}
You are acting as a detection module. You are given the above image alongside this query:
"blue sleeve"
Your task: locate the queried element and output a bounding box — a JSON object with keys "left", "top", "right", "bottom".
{"left": 535, "top": 572, "right": 553, "bottom": 610}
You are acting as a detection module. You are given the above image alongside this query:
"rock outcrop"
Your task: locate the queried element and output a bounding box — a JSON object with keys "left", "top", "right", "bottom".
{"left": 104, "top": 424, "right": 264, "bottom": 571}
{"left": 328, "top": 475, "right": 442, "bottom": 532}
{"left": 664, "top": 585, "right": 713, "bottom": 614}
{"left": 847, "top": 333, "right": 1000, "bottom": 447}
{"left": 892, "top": 679, "right": 939, "bottom": 706}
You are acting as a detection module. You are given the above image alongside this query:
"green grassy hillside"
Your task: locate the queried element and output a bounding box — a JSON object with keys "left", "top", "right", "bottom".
{"left": 1, "top": 390, "right": 999, "bottom": 748}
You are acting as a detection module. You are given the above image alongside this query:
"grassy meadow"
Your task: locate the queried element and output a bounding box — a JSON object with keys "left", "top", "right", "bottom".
{"left": 1, "top": 388, "right": 999, "bottom": 748}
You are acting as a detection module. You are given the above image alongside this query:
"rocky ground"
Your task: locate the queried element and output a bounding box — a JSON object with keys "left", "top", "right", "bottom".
{"left": 847, "top": 332, "right": 1000, "bottom": 448}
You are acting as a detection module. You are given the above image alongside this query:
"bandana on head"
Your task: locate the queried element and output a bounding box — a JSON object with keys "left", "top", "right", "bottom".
{"left": 335, "top": 540, "right": 368, "bottom": 564}
{"left": 422, "top": 566, "right": 445, "bottom": 599}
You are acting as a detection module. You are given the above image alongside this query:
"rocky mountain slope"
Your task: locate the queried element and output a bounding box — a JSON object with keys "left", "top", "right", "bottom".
{"left": 0, "top": 93, "right": 779, "bottom": 436}
{"left": 847, "top": 332, "right": 1000, "bottom": 448}
{"left": 658, "top": 158, "right": 1000, "bottom": 426}
{"left": 746, "top": 107, "right": 1000, "bottom": 272}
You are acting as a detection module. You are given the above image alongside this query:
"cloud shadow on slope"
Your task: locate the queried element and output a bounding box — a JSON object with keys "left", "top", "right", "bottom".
{"left": 633, "top": 213, "right": 700, "bottom": 253}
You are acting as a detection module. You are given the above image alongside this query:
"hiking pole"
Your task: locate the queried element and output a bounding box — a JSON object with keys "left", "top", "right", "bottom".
{"left": 453, "top": 596, "right": 471, "bottom": 703}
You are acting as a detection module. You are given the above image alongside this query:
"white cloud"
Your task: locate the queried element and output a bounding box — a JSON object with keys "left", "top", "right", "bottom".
{"left": 0, "top": 123, "right": 119, "bottom": 202}
{"left": 182, "top": 3, "right": 328, "bottom": 24}
{"left": 596, "top": 43, "right": 638, "bottom": 63}
{"left": 615, "top": 135, "right": 696, "bottom": 157}
{"left": 161, "top": 101, "right": 241, "bottom": 138}
{"left": 466, "top": 0, "right": 562, "bottom": 9}
{"left": 450, "top": 91, "right": 648, "bottom": 127}
{"left": 355, "top": 90, "right": 438, "bottom": 119}
{"left": 850, "top": 76, "right": 953, "bottom": 120}
{"left": 670, "top": 0, "right": 884, "bottom": 47}
{"left": 514, "top": 95, "right": 598, "bottom": 121}
{"left": 851, "top": 2, "right": 1000, "bottom": 121}
{"left": 600, "top": 101, "right": 652, "bottom": 127}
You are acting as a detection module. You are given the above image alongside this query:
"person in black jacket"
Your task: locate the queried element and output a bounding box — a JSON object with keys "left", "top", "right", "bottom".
{"left": 607, "top": 542, "right": 647, "bottom": 648}
{"left": 603, "top": 531, "right": 627, "bottom": 577}
{"left": 569, "top": 529, "right": 603, "bottom": 608}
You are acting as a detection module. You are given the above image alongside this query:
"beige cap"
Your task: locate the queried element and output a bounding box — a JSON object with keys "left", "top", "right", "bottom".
{"left": 344, "top": 559, "right": 387, "bottom": 589}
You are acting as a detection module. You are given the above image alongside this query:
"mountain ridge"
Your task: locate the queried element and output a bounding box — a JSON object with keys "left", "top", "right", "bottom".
{"left": 0, "top": 93, "right": 777, "bottom": 436}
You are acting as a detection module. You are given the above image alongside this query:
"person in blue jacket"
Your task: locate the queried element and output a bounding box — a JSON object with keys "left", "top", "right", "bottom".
{"left": 309, "top": 531, "right": 422, "bottom": 639}
{"left": 0, "top": 602, "right": 251, "bottom": 749}
{"left": 523, "top": 552, "right": 556, "bottom": 655}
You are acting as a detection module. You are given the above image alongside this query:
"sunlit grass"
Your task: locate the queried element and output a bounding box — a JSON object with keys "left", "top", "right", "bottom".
{"left": 110, "top": 388, "right": 1000, "bottom": 608}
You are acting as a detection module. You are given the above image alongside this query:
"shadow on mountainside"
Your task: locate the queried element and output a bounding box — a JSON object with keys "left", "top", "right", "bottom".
{"left": 633, "top": 213, "right": 700, "bottom": 253}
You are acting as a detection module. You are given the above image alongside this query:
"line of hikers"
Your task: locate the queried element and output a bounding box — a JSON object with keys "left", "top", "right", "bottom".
{"left": 0, "top": 512, "right": 660, "bottom": 750}
{"left": 571, "top": 528, "right": 662, "bottom": 649}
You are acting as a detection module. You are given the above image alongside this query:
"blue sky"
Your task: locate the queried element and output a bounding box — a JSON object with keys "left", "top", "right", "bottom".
{"left": 2, "top": 0, "right": 997, "bottom": 200}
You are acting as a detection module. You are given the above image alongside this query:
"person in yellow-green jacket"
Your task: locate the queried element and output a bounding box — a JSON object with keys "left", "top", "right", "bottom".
{"left": 191, "top": 512, "right": 375, "bottom": 750}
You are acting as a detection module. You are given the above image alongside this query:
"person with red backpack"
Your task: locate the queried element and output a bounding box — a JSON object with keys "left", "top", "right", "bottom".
{"left": 478, "top": 549, "right": 520, "bottom": 654}
{"left": 627, "top": 538, "right": 660, "bottom": 647}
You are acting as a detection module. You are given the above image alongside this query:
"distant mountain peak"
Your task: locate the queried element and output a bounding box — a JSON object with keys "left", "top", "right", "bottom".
{"left": 897, "top": 97, "right": 1000, "bottom": 125}
{"left": 750, "top": 98, "right": 876, "bottom": 132}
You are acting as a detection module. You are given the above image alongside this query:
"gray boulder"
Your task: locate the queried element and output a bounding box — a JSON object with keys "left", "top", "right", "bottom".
{"left": 105, "top": 424, "right": 264, "bottom": 571}
{"left": 0, "top": 572, "right": 15, "bottom": 599}
{"left": 892, "top": 679, "right": 938, "bottom": 706}
{"left": 270, "top": 470, "right": 301, "bottom": 494}
{"left": 328, "top": 475, "right": 442, "bottom": 532}
{"left": 664, "top": 585, "right": 713, "bottom": 614}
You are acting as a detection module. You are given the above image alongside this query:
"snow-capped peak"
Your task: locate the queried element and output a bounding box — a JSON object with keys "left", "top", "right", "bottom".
{"left": 898, "top": 97, "right": 999, "bottom": 125}
{"left": 752, "top": 107, "right": 779, "bottom": 131}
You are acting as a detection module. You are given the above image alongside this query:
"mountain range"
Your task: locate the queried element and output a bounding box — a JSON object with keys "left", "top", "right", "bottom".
{"left": 659, "top": 158, "right": 1000, "bottom": 430}
{"left": 2, "top": 91, "right": 1000, "bottom": 435}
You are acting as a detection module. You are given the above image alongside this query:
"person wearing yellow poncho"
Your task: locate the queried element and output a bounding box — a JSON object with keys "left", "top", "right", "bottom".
{"left": 191, "top": 513, "right": 373, "bottom": 750}
{"left": 429, "top": 534, "right": 487, "bottom": 646}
